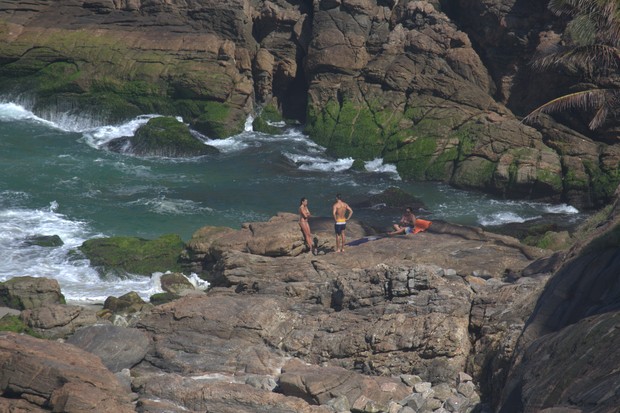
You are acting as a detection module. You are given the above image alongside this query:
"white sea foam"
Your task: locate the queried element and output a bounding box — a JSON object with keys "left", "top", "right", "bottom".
{"left": 208, "top": 126, "right": 322, "bottom": 154}
{"left": 0, "top": 202, "right": 166, "bottom": 302}
{"left": 543, "top": 204, "right": 579, "bottom": 214}
{"left": 0, "top": 102, "right": 55, "bottom": 126}
{"left": 244, "top": 114, "right": 255, "bottom": 132}
{"left": 364, "top": 158, "right": 401, "bottom": 178}
{"left": 478, "top": 212, "right": 541, "bottom": 226}
{"left": 284, "top": 152, "right": 354, "bottom": 172}
{"left": 0, "top": 101, "right": 106, "bottom": 132}
{"left": 82, "top": 114, "right": 162, "bottom": 148}
{"left": 129, "top": 196, "right": 213, "bottom": 215}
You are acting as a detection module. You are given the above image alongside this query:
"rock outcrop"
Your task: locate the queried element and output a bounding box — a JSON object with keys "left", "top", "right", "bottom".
{"left": 1, "top": 197, "right": 619, "bottom": 411}
{"left": 497, "top": 187, "right": 620, "bottom": 412}
{"left": 0, "top": 331, "right": 135, "bottom": 412}
{"left": 0, "top": 0, "right": 617, "bottom": 207}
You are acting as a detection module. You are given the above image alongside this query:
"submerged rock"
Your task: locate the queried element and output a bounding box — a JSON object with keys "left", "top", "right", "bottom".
{"left": 22, "top": 234, "right": 64, "bottom": 247}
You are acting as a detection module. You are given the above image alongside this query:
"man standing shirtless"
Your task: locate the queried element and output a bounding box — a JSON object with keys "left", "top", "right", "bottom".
{"left": 332, "top": 193, "right": 353, "bottom": 253}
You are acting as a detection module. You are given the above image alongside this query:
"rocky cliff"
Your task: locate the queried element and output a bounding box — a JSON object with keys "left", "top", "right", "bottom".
{"left": 0, "top": 0, "right": 618, "bottom": 208}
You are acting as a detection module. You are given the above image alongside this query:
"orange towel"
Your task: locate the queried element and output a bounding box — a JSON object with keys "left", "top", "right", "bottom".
{"left": 413, "top": 219, "right": 432, "bottom": 234}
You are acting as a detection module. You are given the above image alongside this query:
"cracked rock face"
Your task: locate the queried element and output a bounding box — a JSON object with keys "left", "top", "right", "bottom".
{"left": 0, "top": 0, "right": 617, "bottom": 207}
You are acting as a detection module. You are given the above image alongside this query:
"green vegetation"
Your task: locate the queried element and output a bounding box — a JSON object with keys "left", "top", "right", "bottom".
{"left": 0, "top": 315, "right": 40, "bottom": 337}
{"left": 194, "top": 101, "right": 245, "bottom": 139}
{"left": 129, "top": 116, "right": 217, "bottom": 157}
{"left": 150, "top": 292, "right": 180, "bottom": 306}
{"left": 252, "top": 102, "right": 302, "bottom": 134}
{"left": 78, "top": 234, "right": 186, "bottom": 276}
{"left": 0, "top": 25, "right": 248, "bottom": 136}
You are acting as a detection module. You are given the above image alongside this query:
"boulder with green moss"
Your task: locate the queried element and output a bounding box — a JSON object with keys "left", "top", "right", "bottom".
{"left": 106, "top": 116, "right": 218, "bottom": 157}
{"left": 303, "top": 3, "right": 619, "bottom": 209}
{"left": 0, "top": 315, "right": 38, "bottom": 336}
{"left": 150, "top": 292, "right": 180, "bottom": 306}
{"left": 78, "top": 234, "right": 186, "bottom": 276}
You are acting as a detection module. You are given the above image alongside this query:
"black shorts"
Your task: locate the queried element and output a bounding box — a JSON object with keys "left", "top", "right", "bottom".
{"left": 335, "top": 222, "right": 346, "bottom": 235}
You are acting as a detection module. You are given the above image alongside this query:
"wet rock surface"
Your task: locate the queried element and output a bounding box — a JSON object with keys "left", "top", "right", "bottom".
{"left": 1, "top": 187, "right": 619, "bottom": 412}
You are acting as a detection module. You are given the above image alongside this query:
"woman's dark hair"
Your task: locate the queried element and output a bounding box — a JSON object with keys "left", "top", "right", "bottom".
{"left": 300, "top": 197, "right": 307, "bottom": 205}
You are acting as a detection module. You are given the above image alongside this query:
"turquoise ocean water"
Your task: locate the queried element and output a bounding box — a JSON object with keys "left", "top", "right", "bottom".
{"left": 0, "top": 102, "right": 581, "bottom": 303}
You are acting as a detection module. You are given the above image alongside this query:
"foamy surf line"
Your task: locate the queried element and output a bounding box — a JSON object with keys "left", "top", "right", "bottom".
{"left": 0, "top": 102, "right": 55, "bottom": 125}
{"left": 208, "top": 126, "right": 323, "bottom": 154}
{"left": 477, "top": 202, "right": 578, "bottom": 226}
{"left": 0, "top": 101, "right": 106, "bottom": 133}
{"left": 129, "top": 196, "right": 214, "bottom": 215}
{"left": 285, "top": 153, "right": 354, "bottom": 172}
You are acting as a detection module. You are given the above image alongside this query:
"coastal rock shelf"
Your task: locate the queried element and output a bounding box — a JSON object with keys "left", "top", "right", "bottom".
{"left": 1, "top": 189, "right": 619, "bottom": 412}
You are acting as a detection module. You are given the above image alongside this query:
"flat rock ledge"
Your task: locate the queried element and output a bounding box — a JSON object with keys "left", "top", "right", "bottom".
{"left": 1, "top": 215, "right": 557, "bottom": 412}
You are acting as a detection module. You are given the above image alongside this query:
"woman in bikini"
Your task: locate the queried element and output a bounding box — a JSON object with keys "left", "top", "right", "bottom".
{"left": 299, "top": 197, "right": 316, "bottom": 255}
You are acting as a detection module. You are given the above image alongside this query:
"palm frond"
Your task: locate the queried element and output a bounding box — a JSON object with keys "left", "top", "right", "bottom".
{"left": 589, "top": 103, "right": 609, "bottom": 129}
{"left": 567, "top": 14, "right": 596, "bottom": 45}
{"left": 522, "top": 89, "right": 610, "bottom": 129}
{"left": 531, "top": 44, "right": 620, "bottom": 76}
{"left": 527, "top": 0, "right": 620, "bottom": 131}
{"left": 549, "top": 0, "right": 607, "bottom": 17}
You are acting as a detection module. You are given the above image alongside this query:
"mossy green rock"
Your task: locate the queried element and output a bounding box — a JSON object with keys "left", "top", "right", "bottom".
{"left": 252, "top": 103, "right": 285, "bottom": 135}
{"left": 0, "top": 22, "right": 252, "bottom": 137}
{"left": 79, "top": 234, "right": 185, "bottom": 276}
{"left": 107, "top": 116, "right": 218, "bottom": 157}
{"left": 150, "top": 292, "right": 180, "bottom": 306}
{"left": 23, "top": 235, "right": 64, "bottom": 247}
{"left": 0, "top": 314, "right": 39, "bottom": 336}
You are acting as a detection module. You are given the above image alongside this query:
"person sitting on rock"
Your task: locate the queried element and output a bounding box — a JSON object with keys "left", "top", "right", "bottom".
{"left": 389, "top": 207, "right": 416, "bottom": 235}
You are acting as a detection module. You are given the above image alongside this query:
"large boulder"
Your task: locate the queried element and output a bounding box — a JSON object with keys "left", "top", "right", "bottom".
{"left": 20, "top": 304, "right": 98, "bottom": 339}
{"left": 106, "top": 116, "right": 218, "bottom": 157}
{"left": 78, "top": 233, "right": 186, "bottom": 276}
{"left": 67, "top": 324, "right": 150, "bottom": 373}
{"left": 131, "top": 213, "right": 548, "bottom": 411}
{"left": 184, "top": 212, "right": 368, "bottom": 270}
{"left": 0, "top": 332, "right": 135, "bottom": 412}
{"left": 0, "top": 276, "right": 65, "bottom": 310}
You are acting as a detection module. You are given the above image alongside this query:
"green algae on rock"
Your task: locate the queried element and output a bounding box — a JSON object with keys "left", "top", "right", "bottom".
{"left": 106, "top": 116, "right": 218, "bottom": 157}
{"left": 78, "top": 234, "right": 186, "bottom": 277}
